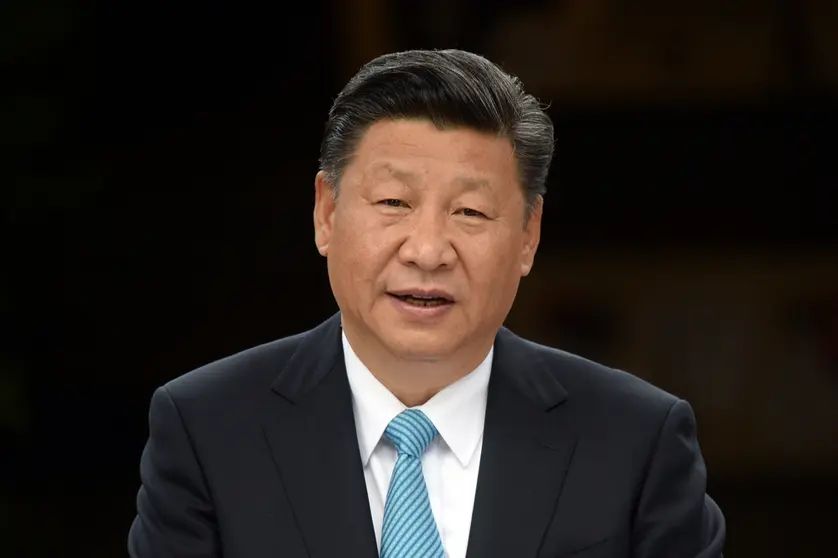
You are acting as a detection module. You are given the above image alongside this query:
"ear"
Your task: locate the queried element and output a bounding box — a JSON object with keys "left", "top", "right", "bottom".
{"left": 520, "top": 197, "right": 543, "bottom": 277}
{"left": 313, "top": 171, "right": 337, "bottom": 256}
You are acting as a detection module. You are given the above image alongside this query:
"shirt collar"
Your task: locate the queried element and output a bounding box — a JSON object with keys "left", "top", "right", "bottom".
{"left": 342, "top": 330, "right": 493, "bottom": 468}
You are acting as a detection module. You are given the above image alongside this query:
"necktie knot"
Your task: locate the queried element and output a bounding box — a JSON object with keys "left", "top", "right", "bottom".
{"left": 384, "top": 409, "right": 438, "bottom": 458}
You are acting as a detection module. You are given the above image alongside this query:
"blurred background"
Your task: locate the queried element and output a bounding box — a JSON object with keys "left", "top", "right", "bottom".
{"left": 3, "top": 0, "right": 837, "bottom": 555}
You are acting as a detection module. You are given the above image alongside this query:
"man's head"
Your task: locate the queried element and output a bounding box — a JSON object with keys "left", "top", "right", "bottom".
{"left": 313, "top": 49, "right": 554, "bottom": 370}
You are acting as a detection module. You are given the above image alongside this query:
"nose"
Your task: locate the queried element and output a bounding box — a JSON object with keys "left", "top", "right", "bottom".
{"left": 397, "top": 209, "right": 457, "bottom": 271}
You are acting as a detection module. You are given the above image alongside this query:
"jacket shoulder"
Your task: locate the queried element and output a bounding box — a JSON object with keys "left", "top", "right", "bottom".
{"left": 520, "top": 335, "right": 680, "bottom": 417}
{"left": 161, "top": 328, "right": 310, "bottom": 402}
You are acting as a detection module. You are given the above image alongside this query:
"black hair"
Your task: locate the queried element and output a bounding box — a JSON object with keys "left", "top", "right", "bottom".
{"left": 319, "top": 49, "right": 554, "bottom": 218}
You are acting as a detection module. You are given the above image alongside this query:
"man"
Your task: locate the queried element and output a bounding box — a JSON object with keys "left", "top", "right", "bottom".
{"left": 129, "top": 49, "right": 725, "bottom": 557}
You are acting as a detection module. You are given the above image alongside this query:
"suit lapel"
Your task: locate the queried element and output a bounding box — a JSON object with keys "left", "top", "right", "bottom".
{"left": 261, "top": 313, "right": 378, "bottom": 558}
{"left": 260, "top": 315, "right": 576, "bottom": 558}
{"left": 466, "top": 328, "right": 578, "bottom": 558}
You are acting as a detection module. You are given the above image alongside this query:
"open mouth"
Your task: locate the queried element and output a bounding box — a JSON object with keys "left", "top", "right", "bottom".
{"left": 388, "top": 293, "right": 453, "bottom": 307}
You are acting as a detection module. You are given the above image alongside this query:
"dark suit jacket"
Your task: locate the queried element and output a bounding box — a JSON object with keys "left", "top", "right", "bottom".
{"left": 128, "top": 312, "right": 725, "bottom": 557}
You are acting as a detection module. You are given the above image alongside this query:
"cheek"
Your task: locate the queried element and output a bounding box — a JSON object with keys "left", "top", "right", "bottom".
{"left": 461, "top": 237, "right": 522, "bottom": 294}
{"left": 333, "top": 218, "right": 394, "bottom": 284}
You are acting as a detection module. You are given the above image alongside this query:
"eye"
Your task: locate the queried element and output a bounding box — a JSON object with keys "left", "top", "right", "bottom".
{"left": 459, "top": 208, "right": 486, "bottom": 218}
{"left": 379, "top": 199, "right": 409, "bottom": 208}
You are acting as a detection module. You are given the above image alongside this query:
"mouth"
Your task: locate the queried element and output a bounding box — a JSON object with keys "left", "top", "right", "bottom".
{"left": 387, "top": 291, "right": 454, "bottom": 307}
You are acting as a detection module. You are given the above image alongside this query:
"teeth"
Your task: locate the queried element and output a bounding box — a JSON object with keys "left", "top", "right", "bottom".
{"left": 406, "top": 298, "right": 446, "bottom": 307}
{"left": 399, "top": 295, "right": 448, "bottom": 307}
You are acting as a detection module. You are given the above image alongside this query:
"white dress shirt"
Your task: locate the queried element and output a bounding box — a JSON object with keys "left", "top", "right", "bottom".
{"left": 342, "top": 331, "right": 492, "bottom": 558}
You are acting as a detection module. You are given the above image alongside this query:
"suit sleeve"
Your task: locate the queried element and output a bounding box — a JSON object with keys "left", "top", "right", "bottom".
{"left": 128, "top": 386, "right": 221, "bottom": 557}
{"left": 631, "top": 399, "right": 726, "bottom": 558}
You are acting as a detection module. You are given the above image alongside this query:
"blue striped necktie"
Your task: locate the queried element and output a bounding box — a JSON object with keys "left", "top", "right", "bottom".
{"left": 380, "top": 409, "right": 445, "bottom": 558}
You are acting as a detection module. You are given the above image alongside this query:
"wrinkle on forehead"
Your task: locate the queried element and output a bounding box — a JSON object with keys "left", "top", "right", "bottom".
{"left": 365, "top": 160, "right": 495, "bottom": 193}
{"left": 344, "top": 120, "right": 524, "bottom": 214}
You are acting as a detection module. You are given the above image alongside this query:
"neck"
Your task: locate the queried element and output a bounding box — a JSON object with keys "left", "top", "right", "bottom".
{"left": 342, "top": 322, "right": 493, "bottom": 407}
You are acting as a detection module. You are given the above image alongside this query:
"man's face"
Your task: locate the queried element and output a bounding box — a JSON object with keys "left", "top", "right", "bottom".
{"left": 314, "top": 119, "right": 542, "bottom": 363}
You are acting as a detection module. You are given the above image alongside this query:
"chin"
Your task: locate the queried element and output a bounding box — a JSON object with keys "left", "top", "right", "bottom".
{"left": 378, "top": 328, "right": 461, "bottom": 362}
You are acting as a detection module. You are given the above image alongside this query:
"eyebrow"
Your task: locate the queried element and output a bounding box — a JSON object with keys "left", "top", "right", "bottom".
{"left": 375, "top": 163, "right": 415, "bottom": 185}
{"left": 371, "top": 162, "right": 492, "bottom": 191}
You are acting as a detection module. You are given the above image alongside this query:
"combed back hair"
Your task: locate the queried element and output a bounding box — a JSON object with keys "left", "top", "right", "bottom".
{"left": 319, "top": 49, "right": 555, "bottom": 219}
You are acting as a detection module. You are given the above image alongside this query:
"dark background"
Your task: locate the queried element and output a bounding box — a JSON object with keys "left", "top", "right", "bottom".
{"left": 3, "top": 1, "right": 837, "bottom": 556}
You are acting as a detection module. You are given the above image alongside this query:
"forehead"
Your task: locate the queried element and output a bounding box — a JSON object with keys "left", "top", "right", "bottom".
{"left": 348, "top": 119, "right": 519, "bottom": 187}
